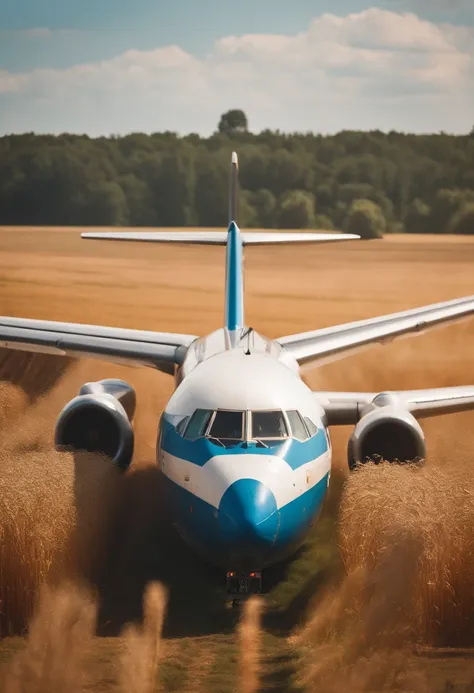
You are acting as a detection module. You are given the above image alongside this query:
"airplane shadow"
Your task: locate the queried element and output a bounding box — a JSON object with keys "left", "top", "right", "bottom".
{"left": 76, "top": 463, "right": 237, "bottom": 638}
{"left": 71, "top": 457, "right": 344, "bottom": 640}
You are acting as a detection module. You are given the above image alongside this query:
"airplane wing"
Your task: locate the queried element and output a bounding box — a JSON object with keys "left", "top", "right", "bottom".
{"left": 0, "top": 316, "right": 198, "bottom": 374}
{"left": 278, "top": 294, "right": 474, "bottom": 371}
{"left": 316, "top": 387, "right": 474, "bottom": 426}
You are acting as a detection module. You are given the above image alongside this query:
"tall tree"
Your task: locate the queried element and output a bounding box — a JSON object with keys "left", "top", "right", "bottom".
{"left": 194, "top": 156, "right": 228, "bottom": 227}
{"left": 344, "top": 199, "right": 386, "bottom": 239}
{"left": 217, "top": 110, "right": 248, "bottom": 135}
{"left": 404, "top": 198, "right": 431, "bottom": 234}
{"left": 252, "top": 189, "right": 277, "bottom": 228}
{"left": 266, "top": 150, "right": 307, "bottom": 196}
{"left": 1, "top": 129, "right": 474, "bottom": 231}
{"left": 277, "top": 191, "right": 316, "bottom": 229}
{"left": 239, "top": 190, "right": 259, "bottom": 228}
{"left": 156, "top": 151, "right": 195, "bottom": 226}
{"left": 449, "top": 204, "right": 474, "bottom": 235}
{"left": 430, "top": 189, "right": 474, "bottom": 234}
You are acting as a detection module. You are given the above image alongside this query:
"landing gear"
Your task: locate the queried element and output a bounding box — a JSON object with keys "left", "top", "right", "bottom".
{"left": 226, "top": 571, "right": 262, "bottom": 608}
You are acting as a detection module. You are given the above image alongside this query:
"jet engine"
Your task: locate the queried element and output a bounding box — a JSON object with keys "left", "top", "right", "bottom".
{"left": 347, "top": 393, "right": 426, "bottom": 470}
{"left": 55, "top": 379, "right": 136, "bottom": 470}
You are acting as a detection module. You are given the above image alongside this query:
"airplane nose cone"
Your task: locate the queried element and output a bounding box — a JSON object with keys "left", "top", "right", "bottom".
{"left": 218, "top": 480, "right": 279, "bottom": 565}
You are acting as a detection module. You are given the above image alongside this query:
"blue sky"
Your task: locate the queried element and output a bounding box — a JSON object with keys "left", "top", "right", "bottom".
{"left": 0, "top": 1, "right": 473, "bottom": 135}
{"left": 1, "top": 0, "right": 473, "bottom": 71}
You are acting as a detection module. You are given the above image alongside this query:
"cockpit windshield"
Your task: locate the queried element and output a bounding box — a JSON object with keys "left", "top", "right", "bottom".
{"left": 209, "top": 410, "right": 244, "bottom": 441}
{"left": 183, "top": 408, "right": 245, "bottom": 444}
{"left": 285, "top": 410, "right": 309, "bottom": 441}
{"left": 183, "top": 409, "right": 213, "bottom": 440}
{"left": 251, "top": 410, "right": 288, "bottom": 439}
{"left": 180, "top": 408, "right": 318, "bottom": 444}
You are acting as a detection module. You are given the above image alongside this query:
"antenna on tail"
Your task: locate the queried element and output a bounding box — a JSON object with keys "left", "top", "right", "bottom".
{"left": 229, "top": 151, "right": 239, "bottom": 224}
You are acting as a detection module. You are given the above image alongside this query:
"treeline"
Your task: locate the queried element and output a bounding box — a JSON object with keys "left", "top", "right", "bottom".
{"left": 1, "top": 123, "right": 474, "bottom": 235}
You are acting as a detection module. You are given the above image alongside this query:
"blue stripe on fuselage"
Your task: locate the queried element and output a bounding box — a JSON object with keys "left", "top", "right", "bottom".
{"left": 160, "top": 418, "right": 328, "bottom": 470}
{"left": 162, "top": 470, "right": 329, "bottom": 570}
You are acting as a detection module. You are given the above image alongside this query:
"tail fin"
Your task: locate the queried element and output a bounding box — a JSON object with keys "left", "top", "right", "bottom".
{"left": 225, "top": 220, "right": 243, "bottom": 331}
{"left": 225, "top": 153, "right": 244, "bottom": 331}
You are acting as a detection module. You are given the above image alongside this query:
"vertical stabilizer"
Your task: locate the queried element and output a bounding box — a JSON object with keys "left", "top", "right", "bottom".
{"left": 229, "top": 151, "right": 239, "bottom": 224}
{"left": 225, "top": 153, "right": 244, "bottom": 331}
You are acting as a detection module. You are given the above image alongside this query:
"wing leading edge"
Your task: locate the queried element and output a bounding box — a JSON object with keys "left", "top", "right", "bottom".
{"left": 278, "top": 294, "right": 474, "bottom": 371}
{"left": 315, "top": 387, "right": 474, "bottom": 426}
{"left": 0, "top": 316, "right": 197, "bottom": 374}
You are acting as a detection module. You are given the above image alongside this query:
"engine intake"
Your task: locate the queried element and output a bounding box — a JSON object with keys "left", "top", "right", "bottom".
{"left": 348, "top": 402, "right": 426, "bottom": 471}
{"left": 55, "top": 379, "right": 136, "bottom": 470}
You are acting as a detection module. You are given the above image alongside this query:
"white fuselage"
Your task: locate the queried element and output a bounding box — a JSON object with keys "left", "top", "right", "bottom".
{"left": 157, "top": 328, "right": 331, "bottom": 570}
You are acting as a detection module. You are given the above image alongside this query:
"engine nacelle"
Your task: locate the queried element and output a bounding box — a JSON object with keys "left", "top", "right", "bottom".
{"left": 348, "top": 396, "right": 426, "bottom": 471}
{"left": 55, "top": 379, "right": 136, "bottom": 470}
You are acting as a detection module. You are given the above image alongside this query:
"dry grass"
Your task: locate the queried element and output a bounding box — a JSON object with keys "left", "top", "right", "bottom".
{"left": 238, "top": 598, "right": 263, "bottom": 693}
{"left": 0, "top": 412, "right": 122, "bottom": 636}
{"left": 2, "top": 582, "right": 97, "bottom": 693}
{"left": 339, "top": 463, "right": 474, "bottom": 647}
{"left": 118, "top": 583, "right": 168, "bottom": 693}
{"left": 1, "top": 581, "right": 169, "bottom": 693}
{"left": 1, "top": 227, "right": 474, "bottom": 691}
{"left": 0, "top": 582, "right": 264, "bottom": 693}
{"left": 296, "top": 537, "right": 431, "bottom": 692}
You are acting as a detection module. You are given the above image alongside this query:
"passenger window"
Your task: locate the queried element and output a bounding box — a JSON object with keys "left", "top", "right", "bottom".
{"left": 304, "top": 417, "right": 318, "bottom": 437}
{"left": 184, "top": 409, "right": 213, "bottom": 440}
{"left": 252, "top": 411, "right": 288, "bottom": 439}
{"left": 286, "top": 410, "right": 309, "bottom": 441}
{"left": 209, "top": 410, "right": 244, "bottom": 441}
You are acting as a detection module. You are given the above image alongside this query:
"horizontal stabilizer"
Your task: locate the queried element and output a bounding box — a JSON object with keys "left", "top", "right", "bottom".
{"left": 81, "top": 230, "right": 360, "bottom": 246}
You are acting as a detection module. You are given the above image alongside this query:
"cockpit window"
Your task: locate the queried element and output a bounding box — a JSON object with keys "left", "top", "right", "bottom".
{"left": 286, "top": 410, "right": 309, "bottom": 441}
{"left": 183, "top": 409, "right": 213, "bottom": 440}
{"left": 181, "top": 408, "right": 319, "bottom": 444}
{"left": 251, "top": 410, "right": 288, "bottom": 439}
{"left": 304, "top": 417, "right": 318, "bottom": 437}
{"left": 208, "top": 410, "right": 244, "bottom": 441}
{"left": 176, "top": 416, "right": 189, "bottom": 436}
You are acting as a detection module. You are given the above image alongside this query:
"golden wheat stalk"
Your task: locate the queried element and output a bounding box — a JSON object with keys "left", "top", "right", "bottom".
{"left": 2, "top": 582, "right": 97, "bottom": 693}
{"left": 118, "top": 582, "right": 168, "bottom": 693}
{"left": 339, "top": 462, "right": 474, "bottom": 646}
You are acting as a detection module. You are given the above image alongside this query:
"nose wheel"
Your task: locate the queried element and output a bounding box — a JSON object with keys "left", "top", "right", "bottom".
{"left": 226, "top": 571, "right": 262, "bottom": 609}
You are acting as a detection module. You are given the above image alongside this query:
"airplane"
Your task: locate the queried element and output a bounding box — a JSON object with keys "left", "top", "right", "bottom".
{"left": 1, "top": 151, "right": 474, "bottom": 601}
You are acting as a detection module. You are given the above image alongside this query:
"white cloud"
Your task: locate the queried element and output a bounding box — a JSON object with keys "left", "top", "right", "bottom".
{"left": 0, "top": 8, "right": 473, "bottom": 136}
{"left": 20, "top": 28, "right": 53, "bottom": 39}
{"left": 386, "top": 0, "right": 473, "bottom": 11}
{"left": 324, "top": 8, "right": 458, "bottom": 52}
{"left": 0, "top": 27, "right": 80, "bottom": 39}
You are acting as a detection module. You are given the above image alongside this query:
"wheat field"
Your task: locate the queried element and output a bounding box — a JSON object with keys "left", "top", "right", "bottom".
{"left": 1, "top": 227, "right": 474, "bottom": 692}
